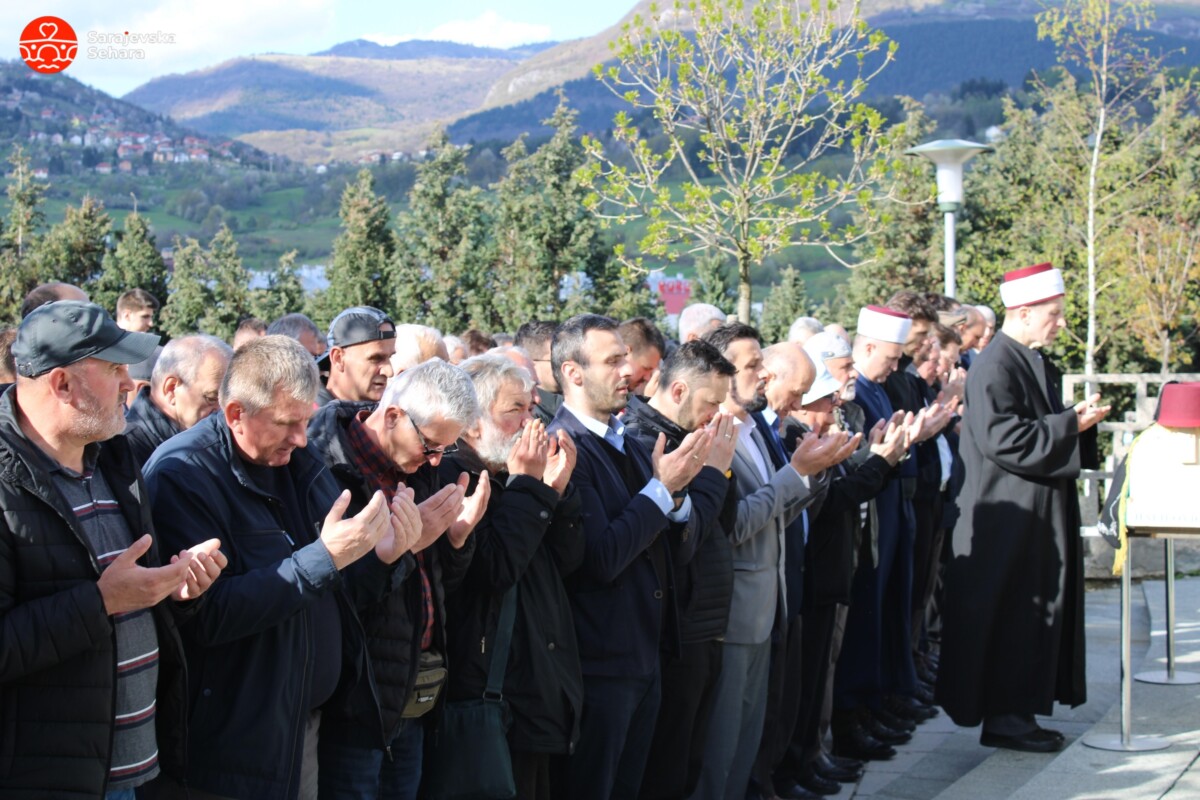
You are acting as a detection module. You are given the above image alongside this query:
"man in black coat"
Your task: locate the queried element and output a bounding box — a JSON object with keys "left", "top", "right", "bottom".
{"left": 622, "top": 340, "right": 739, "bottom": 800}
{"left": 124, "top": 334, "right": 232, "bottom": 466}
{"left": 439, "top": 353, "right": 585, "bottom": 799}
{"left": 515, "top": 320, "right": 563, "bottom": 425}
{"left": 547, "top": 314, "right": 720, "bottom": 800}
{"left": 937, "top": 264, "right": 1109, "bottom": 752}
{"left": 0, "top": 301, "right": 226, "bottom": 800}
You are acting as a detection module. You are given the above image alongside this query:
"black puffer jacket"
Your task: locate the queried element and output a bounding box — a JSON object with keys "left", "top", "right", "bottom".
{"left": 123, "top": 385, "right": 182, "bottom": 467}
{"left": 0, "top": 387, "right": 188, "bottom": 800}
{"left": 306, "top": 401, "right": 474, "bottom": 748}
{"left": 621, "top": 396, "right": 736, "bottom": 644}
{"left": 438, "top": 445, "right": 585, "bottom": 754}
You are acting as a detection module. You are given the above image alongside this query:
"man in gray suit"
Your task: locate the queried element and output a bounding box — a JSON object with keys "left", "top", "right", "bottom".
{"left": 694, "top": 324, "right": 857, "bottom": 800}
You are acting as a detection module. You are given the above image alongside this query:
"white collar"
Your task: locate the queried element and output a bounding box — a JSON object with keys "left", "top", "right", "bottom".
{"left": 562, "top": 402, "right": 623, "bottom": 439}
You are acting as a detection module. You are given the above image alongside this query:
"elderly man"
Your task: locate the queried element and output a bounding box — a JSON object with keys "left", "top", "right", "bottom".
{"left": 306, "top": 358, "right": 486, "bottom": 798}
{"left": 515, "top": 320, "right": 563, "bottom": 425}
{"left": 125, "top": 335, "right": 233, "bottom": 465}
{"left": 623, "top": 340, "right": 739, "bottom": 800}
{"left": 548, "top": 314, "right": 719, "bottom": 800}
{"left": 787, "top": 317, "right": 825, "bottom": 345}
{"left": 0, "top": 301, "right": 225, "bottom": 799}
{"left": 143, "top": 336, "right": 416, "bottom": 800}
{"left": 938, "top": 264, "right": 1109, "bottom": 752}
{"left": 679, "top": 303, "right": 728, "bottom": 343}
{"left": 391, "top": 323, "right": 450, "bottom": 375}
{"left": 696, "top": 323, "right": 853, "bottom": 800}
{"left": 319, "top": 307, "right": 397, "bottom": 405}
{"left": 438, "top": 354, "right": 584, "bottom": 799}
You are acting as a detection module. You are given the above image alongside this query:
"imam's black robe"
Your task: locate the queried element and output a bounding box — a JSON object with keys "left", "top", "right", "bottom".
{"left": 935, "top": 330, "right": 1087, "bottom": 727}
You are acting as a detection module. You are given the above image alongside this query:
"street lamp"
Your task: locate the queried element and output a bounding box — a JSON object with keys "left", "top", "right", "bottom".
{"left": 906, "top": 139, "right": 993, "bottom": 298}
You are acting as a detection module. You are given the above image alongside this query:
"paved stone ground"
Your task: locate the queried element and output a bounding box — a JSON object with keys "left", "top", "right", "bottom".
{"left": 819, "top": 556, "right": 1200, "bottom": 800}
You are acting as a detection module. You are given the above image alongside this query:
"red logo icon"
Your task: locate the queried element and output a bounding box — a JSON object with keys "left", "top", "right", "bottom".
{"left": 19, "top": 16, "right": 78, "bottom": 74}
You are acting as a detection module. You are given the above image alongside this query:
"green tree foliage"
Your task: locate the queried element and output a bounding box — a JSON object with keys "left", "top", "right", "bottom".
{"left": 91, "top": 211, "right": 170, "bottom": 313}
{"left": 589, "top": 259, "right": 657, "bottom": 321}
{"left": 758, "top": 266, "right": 810, "bottom": 344}
{"left": 393, "top": 133, "right": 493, "bottom": 331}
{"left": 160, "top": 237, "right": 211, "bottom": 339}
{"left": 28, "top": 196, "right": 112, "bottom": 289}
{"left": 845, "top": 100, "right": 942, "bottom": 313}
{"left": 693, "top": 249, "right": 733, "bottom": 308}
{"left": 581, "top": 0, "right": 898, "bottom": 322}
{"left": 202, "top": 225, "right": 251, "bottom": 341}
{"left": 3, "top": 146, "right": 45, "bottom": 259}
{"left": 313, "top": 169, "right": 395, "bottom": 326}
{"left": 491, "top": 97, "right": 609, "bottom": 327}
{"left": 252, "top": 249, "right": 307, "bottom": 322}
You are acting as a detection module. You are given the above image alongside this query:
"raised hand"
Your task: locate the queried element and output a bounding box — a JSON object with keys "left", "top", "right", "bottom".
{"left": 375, "top": 486, "right": 423, "bottom": 564}
{"left": 412, "top": 482, "right": 467, "bottom": 553}
{"left": 653, "top": 429, "right": 714, "bottom": 494}
{"left": 170, "top": 538, "right": 228, "bottom": 601}
{"left": 448, "top": 471, "right": 491, "bottom": 549}
{"left": 543, "top": 429, "right": 577, "bottom": 496}
{"left": 1074, "top": 393, "right": 1111, "bottom": 432}
{"left": 705, "top": 412, "right": 737, "bottom": 472}
{"left": 870, "top": 411, "right": 909, "bottom": 465}
{"left": 98, "top": 534, "right": 196, "bottom": 614}
{"left": 508, "top": 419, "right": 549, "bottom": 480}
{"left": 319, "top": 489, "right": 392, "bottom": 570}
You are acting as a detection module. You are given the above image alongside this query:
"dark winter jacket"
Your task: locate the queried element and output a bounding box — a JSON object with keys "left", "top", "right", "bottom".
{"left": 532, "top": 387, "right": 563, "bottom": 426}
{"left": 123, "top": 385, "right": 182, "bottom": 466}
{"left": 621, "top": 396, "right": 737, "bottom": 644}
{"left": 438, "top": 445, "right": 585, "bottom": 754}
{"left": 306, "top": 401, "right": 474, "bottom": 748}
{"left": 0, "top": 386, "right": 189, "bottom": 800}
{"left": 143, "top": 412, "right": 365, "bottom": 800}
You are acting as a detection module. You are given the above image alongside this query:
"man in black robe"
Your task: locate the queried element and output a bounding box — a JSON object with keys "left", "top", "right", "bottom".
{"left": 936, "top": 263, "right": 1110, "bottom": 752}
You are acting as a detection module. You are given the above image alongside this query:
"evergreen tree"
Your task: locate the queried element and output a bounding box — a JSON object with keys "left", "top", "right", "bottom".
{"left": 28, "top": 195, "right": 112, "bottom": 289}
{"left": 3, "top": 146, "right": 45, "bottom": 259}
{"left": 314, "top": 170, "right": 395, "bottom": 326}
{"left": 759, "top": 267, "right": 810, "bottom": 344}
{"left": 201, "top": 225, "right": 251, "bottom": 341}
{"left": 693, "top": 249, "right": 733, "bottom": 308}
{"left": 160, "top": 237, "right": 211, "bottom": 339}
{"left": 92, "top": 211, "right": 170, "bottom": 313}
{"left": 590, "top": 258, "right": 657, "bottom": 321}
{"left": 0, "top": 249, "right": 36, "bottom": 324}
{"left": 252, "top": 249, "right": 306, "bottom": 322}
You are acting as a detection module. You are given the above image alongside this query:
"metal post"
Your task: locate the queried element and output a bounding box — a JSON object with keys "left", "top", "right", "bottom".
{"left": 1085, "top": 539, "right": 1170, "bottom": 751}
{"left": 1136, "top": 537, "right": 1200, "bottom": 685}
{"left": 944, "top": 210, "right": 956, "bottom": 299}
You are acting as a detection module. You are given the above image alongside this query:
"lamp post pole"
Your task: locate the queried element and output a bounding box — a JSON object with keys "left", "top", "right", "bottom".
{"left": 905, "top": 139, "right": 993, "bottom": 299}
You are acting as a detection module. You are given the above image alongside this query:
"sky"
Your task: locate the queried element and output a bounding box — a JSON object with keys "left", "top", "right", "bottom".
{"left": 6, "top": 1, "right": 630, "bottom": 97}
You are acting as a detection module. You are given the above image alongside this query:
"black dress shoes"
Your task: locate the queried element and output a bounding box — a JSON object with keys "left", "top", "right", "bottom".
{"left": 979, "top": 727, "right": 1066, "bottom": 753}
{"left": 874, "top": 706, "right": 916, "bottom": 733}
{"left": 832, "top": 723, "right": 897, "bottom": 761}
{"left": 886, "top": 694, "right": 938, "bottom": 722}
{"left": 812, "top": 751, "right": 862, "bottom": 783}
{"left": 773, "top": 781, "right": 824, "bottom": 800}
{"left": 795, "top": 763, "right": 842, "bottom": 796}
{"left": 866, "top": 714, "right": 913, "bottom": 745}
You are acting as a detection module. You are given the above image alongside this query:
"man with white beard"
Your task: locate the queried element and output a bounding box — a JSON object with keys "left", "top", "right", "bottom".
{"left": 439, "top": 354, "right": 585, "bottom": 800}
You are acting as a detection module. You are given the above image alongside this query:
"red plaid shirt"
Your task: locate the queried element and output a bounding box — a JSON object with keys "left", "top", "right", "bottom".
{"left": 345, "top": 411, "right": 436, "bottom": 651}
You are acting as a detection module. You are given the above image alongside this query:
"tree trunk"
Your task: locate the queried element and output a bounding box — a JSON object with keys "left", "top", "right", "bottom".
{"left": 738, "top": 251, "right": 752, "bottom": 323}
{"left": 1161, "top": 328, "right": 1171, "bottom": 380}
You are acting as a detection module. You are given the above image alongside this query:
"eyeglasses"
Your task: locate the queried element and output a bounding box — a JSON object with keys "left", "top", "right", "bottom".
{"left": 407, "top": 413, "right": 458, "bottom": 457}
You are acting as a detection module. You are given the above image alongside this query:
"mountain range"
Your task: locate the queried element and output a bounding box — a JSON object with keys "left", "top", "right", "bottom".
{"left": 120, "top": 0, "right": 1200, "bottom": 164}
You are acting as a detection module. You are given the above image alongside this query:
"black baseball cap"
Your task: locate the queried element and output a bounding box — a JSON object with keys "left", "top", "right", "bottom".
{"left": 12, "top": 301, "right": 160, "bottom": 378}
{"left": 326, "top": 306, "right": 395, "bottom": 351}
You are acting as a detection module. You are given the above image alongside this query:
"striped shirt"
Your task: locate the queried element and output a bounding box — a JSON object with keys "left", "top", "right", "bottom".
{"left": 47, "top": 444, "right": 161, "bottom": 790}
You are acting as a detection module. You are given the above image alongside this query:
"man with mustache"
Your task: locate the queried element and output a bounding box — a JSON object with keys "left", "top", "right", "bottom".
{"left": 548, "top": 314, "right": 721, "bottom": 800}
{"left": 439, "top": 354, "right": 584, "bottom": 799}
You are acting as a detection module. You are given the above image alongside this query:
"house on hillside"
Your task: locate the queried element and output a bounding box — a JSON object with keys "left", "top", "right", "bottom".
{"left": 118, "top": 160, "right": 133, "bottom": 173}
{"left": 32, "top": 168, "right": 48, "bottom": 180}
{"left": 188, "top": 149, "right": 209, "bottom": 163}
{"left": 95, "top": 162, "right": 112, "bottom": 175}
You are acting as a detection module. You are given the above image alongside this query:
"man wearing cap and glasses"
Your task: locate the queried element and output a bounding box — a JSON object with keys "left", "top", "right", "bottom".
{"left": 0, "top": 301, "right": 228, "bottom": 800}
{"left": 937, "top": 263, "right": 1110, "bottom": 753}
{"left": 306, "top": 358, "right": 490, "bottom": 799}
{"left": 319, "top": 307, "right": 398, "bottom": 406}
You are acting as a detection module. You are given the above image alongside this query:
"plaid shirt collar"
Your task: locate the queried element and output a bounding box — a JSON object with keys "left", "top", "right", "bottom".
{"left": 345, "top": 410, "right": 404, "bottom": 500}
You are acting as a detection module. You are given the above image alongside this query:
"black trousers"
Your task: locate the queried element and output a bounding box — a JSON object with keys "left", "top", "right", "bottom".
{"left": 910, "top": 491, "right": 944, "bottom": 650}
{"left": 512, "top": 750, "right": 568, "bottom": 800}
{"left": 779, "top": 602, "right": 838, "bottom": 780}
{"left": 639, "top": 640, "right": 724, "bottom": 800}
{"left": 751, "top": 613, "right": 804, "bottom": 794}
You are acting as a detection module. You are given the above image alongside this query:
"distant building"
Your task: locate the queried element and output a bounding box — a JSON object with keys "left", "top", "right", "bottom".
{"left": 118, "top": 160, "right": 133, "bottom": 173}
{"left": 95, "top": 162, "right": 112, "bottom": 175}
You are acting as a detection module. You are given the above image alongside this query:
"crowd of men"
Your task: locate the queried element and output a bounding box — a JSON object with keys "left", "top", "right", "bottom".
{"left": 0, "top": 264, "right": 1109, "bottom": 800}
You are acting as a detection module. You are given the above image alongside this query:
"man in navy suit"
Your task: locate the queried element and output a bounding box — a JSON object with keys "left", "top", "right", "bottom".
{"left": 548, "top": 314, "right": 725, "bottom": 800}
